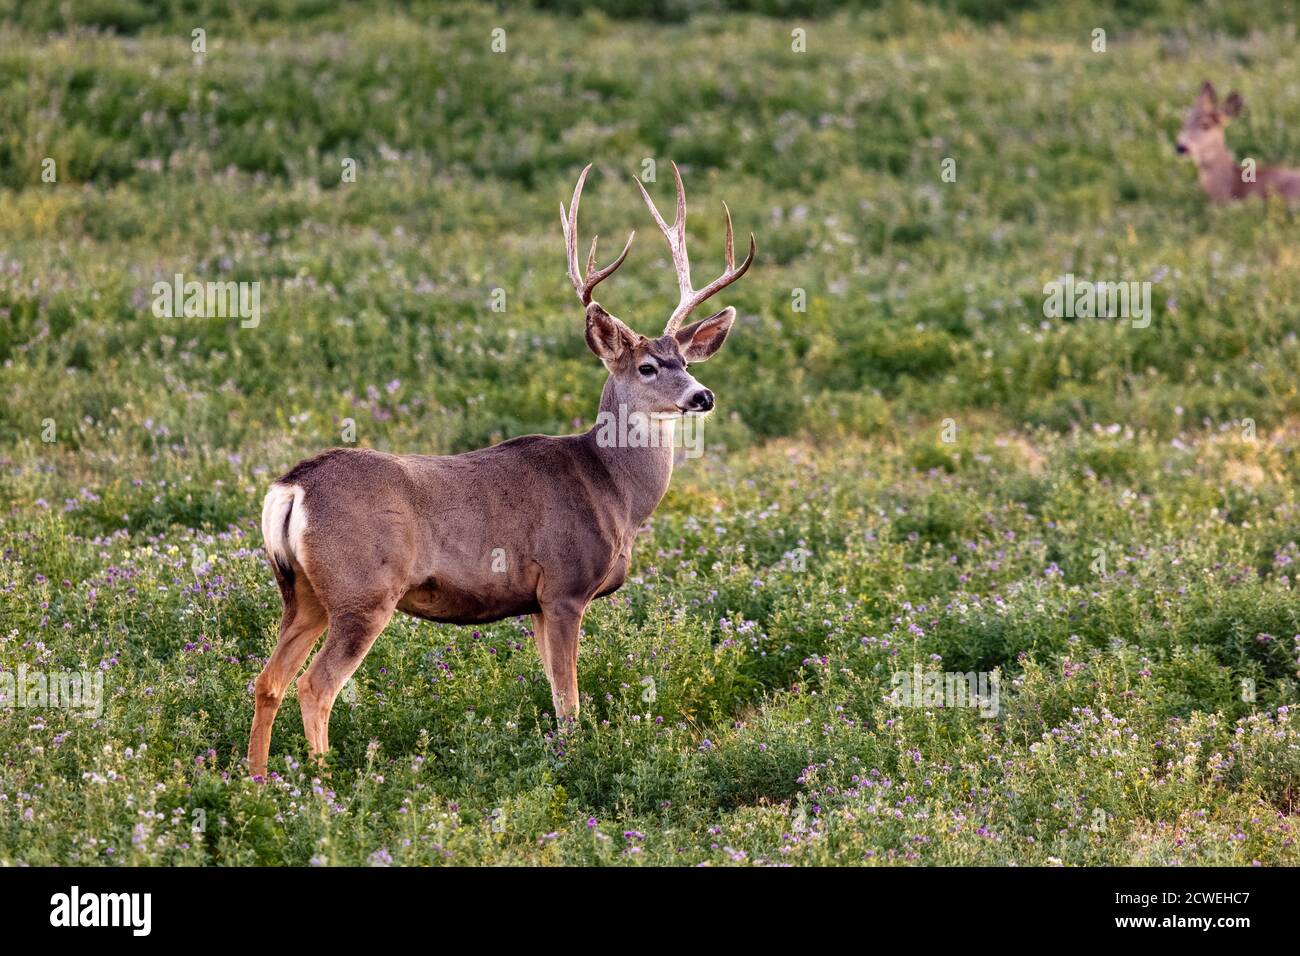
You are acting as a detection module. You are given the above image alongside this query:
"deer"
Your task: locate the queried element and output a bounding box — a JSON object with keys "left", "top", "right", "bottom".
{"left": 246, "top": 162, "right": 754, "bottom": 778}
{"left": 1176, "top": 80, "right": 1300, "bottom": 204}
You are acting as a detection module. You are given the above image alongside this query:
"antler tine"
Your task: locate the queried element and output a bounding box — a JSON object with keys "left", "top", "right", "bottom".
{"left": 637, "top": 161, "right": 755, "bottom": 333}
{"left": 675, "top": 227, "right": 754, "bottom": 327}
{"left": 722, "top": 201, "right": 734, "bottom": 270}
{"left": 635, "top": 161, "right": 693, "bottom": 302}
{"left": 560, "top": 163, "right": 634, "bottom": 307}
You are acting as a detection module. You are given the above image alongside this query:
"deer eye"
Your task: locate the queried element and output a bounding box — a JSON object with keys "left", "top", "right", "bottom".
{"left": 638, "top": 364, "right": 657, "bottom": 376}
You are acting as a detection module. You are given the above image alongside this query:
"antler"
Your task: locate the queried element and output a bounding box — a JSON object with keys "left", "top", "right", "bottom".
{"left": 635, "top": 161, "right": 755, "bottom": 334}
{"left": 560, "top": 164, "right": 635, "bottom": 307}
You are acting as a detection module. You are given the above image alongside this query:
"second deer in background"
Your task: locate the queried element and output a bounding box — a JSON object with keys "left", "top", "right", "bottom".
{"left": 1176, "top": 80, "right": 1300, "bottom": 203}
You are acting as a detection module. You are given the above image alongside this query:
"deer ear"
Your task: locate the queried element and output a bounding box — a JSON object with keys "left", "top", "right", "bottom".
{"left": 1223, "top": 92, "right": 1243, "bottom": 118}
{"left": 585, "top": 303, "right": 637, "bottom": 369}
{"left": 674, "top": 307, "right": 735, "bottom": 363}
{"left": 1197, "top": 80, "right": 1218, "bottom": 109}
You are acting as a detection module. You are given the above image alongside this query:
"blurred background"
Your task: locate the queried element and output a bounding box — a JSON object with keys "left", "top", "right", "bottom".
{"left": 3, "top": 0, "right": 1299, "bottom": 485}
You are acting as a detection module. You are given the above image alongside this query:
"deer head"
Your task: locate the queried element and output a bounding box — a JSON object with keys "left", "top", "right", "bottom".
{"left": 1176, "top": 80, "right": 1243, "bottom": 166}
{"left": 561, "top": 162, "right": 754, "bottom": 419}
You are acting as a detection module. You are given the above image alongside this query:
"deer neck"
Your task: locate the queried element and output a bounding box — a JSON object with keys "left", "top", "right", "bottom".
{"left": 1195, "top": 143, "right": 1241, "bottom": 200}
{"left": 584, "top": 376, "right": 677, "bottom": 529}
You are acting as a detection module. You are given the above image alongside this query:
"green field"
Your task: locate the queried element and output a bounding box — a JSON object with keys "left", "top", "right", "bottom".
{"left": 2, "top": 1, "right": 1299, "bottom": 865}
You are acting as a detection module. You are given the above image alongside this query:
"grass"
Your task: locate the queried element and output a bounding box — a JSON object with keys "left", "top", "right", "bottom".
{"left": 1, "top": 1, "right": 1299, "bottom": 865}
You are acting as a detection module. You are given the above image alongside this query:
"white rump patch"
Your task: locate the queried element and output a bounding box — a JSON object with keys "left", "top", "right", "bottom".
{"left": 260, "top": 483, "right": 308, "bottom": 570}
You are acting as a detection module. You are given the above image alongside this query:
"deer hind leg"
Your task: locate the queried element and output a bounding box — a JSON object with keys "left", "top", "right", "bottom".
{"left": 297, "top": 602, "right": 396, "bottom": 762}
{"left": 539, "top": 599, "right": 585, "bottom": 720}
{"left": 248, "top": 581, "right": 329, "bottom": 779}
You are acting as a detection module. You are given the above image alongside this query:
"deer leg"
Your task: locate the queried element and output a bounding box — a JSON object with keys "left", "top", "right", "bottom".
{"left": 248, "top": 583, "right": 328, "bottom": 779}
{"left": 297, "top": 603, "right": 395, "bottom": 762}
{"left": 531, "top": 612, "right": 552, "bottom": 686}
{"left": 538, "top": 599, "right": 585, "bottom": 720}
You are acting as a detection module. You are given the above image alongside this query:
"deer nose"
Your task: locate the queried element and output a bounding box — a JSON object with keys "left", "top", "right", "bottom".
{"left": 1175, "top": 142, "right": 1188, "bottom": 154}
{"left": 688, "top": 388, "right": 714, "bottom": 412}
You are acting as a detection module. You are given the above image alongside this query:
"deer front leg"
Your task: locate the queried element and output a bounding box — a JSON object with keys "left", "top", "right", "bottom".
{"left": 538, "top": 599, "right": 585, "bottom": 720}
{"left": 531, "top": 612, "right": 551, "bottom": 687}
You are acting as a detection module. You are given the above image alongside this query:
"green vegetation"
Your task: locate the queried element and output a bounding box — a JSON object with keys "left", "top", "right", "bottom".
{"left": 1, "top": 1, "right": 1298, "bottom": 865}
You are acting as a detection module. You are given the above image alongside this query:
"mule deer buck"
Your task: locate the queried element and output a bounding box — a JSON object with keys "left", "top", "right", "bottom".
{"left": 247, "top": 162, "right": 754, "bottom": 777}
{"left": 1176, "top": 80, "right": 1300, "bottom": 204}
